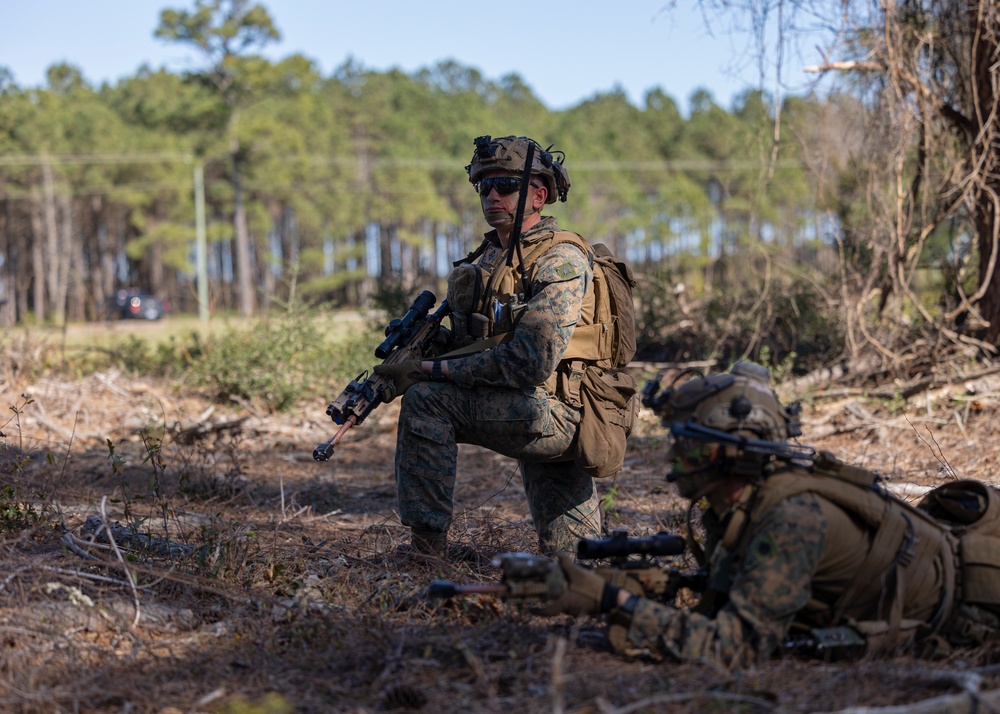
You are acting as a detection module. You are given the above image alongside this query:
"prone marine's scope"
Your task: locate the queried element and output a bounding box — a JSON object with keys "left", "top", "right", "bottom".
{"left": 576, "top": 530, "right": 685, "bottom": 560}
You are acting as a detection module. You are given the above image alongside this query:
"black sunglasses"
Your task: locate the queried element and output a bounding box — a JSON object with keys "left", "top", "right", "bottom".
{"left": 477, "top": 176, "right": 541, "bottom": 197}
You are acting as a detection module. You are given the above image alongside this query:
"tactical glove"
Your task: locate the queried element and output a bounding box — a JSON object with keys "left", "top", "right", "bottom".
{"left": 532, "top": 553, "right": 619, "bottom": 617}
{"left": 373, "top": 360, "right": 426, "bottom": 402}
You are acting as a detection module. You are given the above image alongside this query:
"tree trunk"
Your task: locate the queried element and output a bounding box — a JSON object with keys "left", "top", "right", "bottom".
{"left": 42, "top": 159, "right": 61, "bottom": 324}
{"left": 68, "top": 199, "right": 87, "bottom": 322}
{"left": 261, "top": 222, "right": 275, "bottom": 314}
{"left": 378, "top": 223, "right": 392, "bottom": 292}
{"left": 357, "top": 227, "right": 372, "bottom": 306}
{"left": 970, "top": 8, "right": 1000, "bottom": 345}
{"left": 232, "top": 144, "right": 255, "bottom": 317}
{"left": 54, "top": 191, "right": 72, "bottom": 323}
{"left": 30, "top": 202, "right": 45, "bottom": 324}
{"left": 0, "top": 202, "right": 12, "bottom": 326}
{"left": 975, "top": 204, "right": 1000, "bottom": 344}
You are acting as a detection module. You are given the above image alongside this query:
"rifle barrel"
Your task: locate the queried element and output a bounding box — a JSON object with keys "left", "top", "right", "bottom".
{"left": 312, "top": 416, "right": 357, "bottom": 462}
{"left": 428, "top": 580, "right": 509, "bottom": 599}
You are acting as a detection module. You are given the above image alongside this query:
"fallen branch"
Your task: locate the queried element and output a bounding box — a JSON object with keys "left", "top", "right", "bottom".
{"left": 100, "top": 496, "right": 141, "bottom": 628}
{"left": 172, "top": 414, "right": 248, "bottom": 444}
{"left": 595, "top": 691, "right": 776, "bottom": 713}
{"left": 60, "top": 531, "right": 101, "bottom": 562}
{"left": 815, "top": 687, "right": 1000, "bottom": 714}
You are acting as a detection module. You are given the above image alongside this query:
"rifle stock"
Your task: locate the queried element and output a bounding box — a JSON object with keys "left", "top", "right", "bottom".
{"left": 313, "top": 292, "right": 451, "bottom": 461}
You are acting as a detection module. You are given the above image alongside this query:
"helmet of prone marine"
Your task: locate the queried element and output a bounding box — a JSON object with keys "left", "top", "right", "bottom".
{"left": 642, "top": 362, "right": 803, "bottom": 492}
{"left": 643, "top": 361, "right": 801, "bottom": 442}
{"left": 466, "top": 135, "right": 571, "bottom": 204}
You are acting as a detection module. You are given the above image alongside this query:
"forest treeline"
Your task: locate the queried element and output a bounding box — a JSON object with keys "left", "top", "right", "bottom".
{"left": 6, "top": 0, "right": 992, "bottom": 379}
{"left": 0, "top": 53, "right": 858, "bottom": 324}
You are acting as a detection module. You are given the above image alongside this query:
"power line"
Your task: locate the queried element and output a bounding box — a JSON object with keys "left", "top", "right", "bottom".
{"left": 0, "top": 153, "right": 799, "bottom": 171}
{"left": 0, "top": 153, "right": 194, "bottom": 166}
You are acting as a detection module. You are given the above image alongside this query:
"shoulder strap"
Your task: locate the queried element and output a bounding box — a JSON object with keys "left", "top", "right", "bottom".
{"left": 454, "top": 238, "right": 490, "bottom": 268}
{"left": 435, "top": 332, "right": 512, "bottom": 359}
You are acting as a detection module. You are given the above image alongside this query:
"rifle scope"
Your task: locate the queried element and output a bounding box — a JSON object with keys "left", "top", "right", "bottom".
{"left": 375, "top": 290, "right": 437, "bottom": 359}
{"left": 576, "top": 530, "right": 686, "bottom": 560}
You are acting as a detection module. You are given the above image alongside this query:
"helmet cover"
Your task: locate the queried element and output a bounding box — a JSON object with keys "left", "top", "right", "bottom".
{"left": 649, "top": 362, "right": 802, "bottom": 442}
{"left": 466, "top": 135, "right": 571, "bottom": 203}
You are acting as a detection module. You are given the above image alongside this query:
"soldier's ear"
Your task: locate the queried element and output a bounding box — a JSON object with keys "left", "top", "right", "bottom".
{"left": 531, "top": 182, "right": 548, "bottom": 209}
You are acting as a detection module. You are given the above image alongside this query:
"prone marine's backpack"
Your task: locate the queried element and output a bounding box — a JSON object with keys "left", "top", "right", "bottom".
{"left": 917, "top": 480, "right": 1000, "bottom": 615}
{"left": 744, "top": 454, "right": 1000, "bottom": 652}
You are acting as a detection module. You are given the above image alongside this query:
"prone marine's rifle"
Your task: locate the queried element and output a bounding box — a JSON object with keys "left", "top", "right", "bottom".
{"left": 428, "top": 530, "right": 706, "bottom": 606}
{"left": 668, "top": 421, "right": 816, "bottom": 466}
{"left": 579, "top": 530, "right": 706, "bottom": 603}
{"left": 313, "top": 291, "right": 451, "bottom": 462}
{"left": 427, "top": 534, "right": 866, "bottom": 661}
{"left": 640, "top": 373, "right": 814, "bottom": 466}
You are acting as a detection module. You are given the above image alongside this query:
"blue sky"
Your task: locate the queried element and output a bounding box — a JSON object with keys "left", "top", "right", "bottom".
{"left": 1, "top": 1, "right": 827, "bottom": 115}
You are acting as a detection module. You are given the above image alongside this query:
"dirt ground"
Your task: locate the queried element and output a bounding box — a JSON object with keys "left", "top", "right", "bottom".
{"left": 2, "top": 360, "right": 1000, "bottom": 713}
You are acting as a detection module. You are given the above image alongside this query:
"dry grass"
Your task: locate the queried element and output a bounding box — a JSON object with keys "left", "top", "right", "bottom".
{"left": 2, "top": 353, "right": 1000, "bottom": 713}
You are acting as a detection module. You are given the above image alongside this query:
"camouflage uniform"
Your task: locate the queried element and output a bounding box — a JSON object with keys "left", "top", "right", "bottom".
{"left": 587, "top": 362, "right": 1000, "bottom": 667}
{"left": 395, "top": 216, "right": 602, "bottom": 553}
{"left": 618, "top": 466, "right": 970, "bottom": 667}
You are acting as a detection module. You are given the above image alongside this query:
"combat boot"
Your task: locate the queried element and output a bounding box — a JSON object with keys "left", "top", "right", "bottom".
{"left": 411, "top": 527, "right": 447, "bottom": 557}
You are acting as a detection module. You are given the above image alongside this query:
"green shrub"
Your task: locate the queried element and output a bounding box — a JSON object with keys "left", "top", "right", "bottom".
{"left": 191, "top": 307, "right": 327, "bottom": 412}
{"left": 323, "top": 323, "right": 383, "bottom": 384}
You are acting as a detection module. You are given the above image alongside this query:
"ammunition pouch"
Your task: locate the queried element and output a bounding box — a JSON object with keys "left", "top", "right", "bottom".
{"left": 447, "top": 262, "right": 487, "bottom": 342}
{"left": 570, "top": 366, "right": 638, "bottom": 479}
{"left": 957, "top": 534, "right": 1000, "bottom": 611}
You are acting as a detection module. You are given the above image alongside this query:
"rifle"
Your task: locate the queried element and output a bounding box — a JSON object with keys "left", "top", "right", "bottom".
{"left": 428, "top": 541, "right": 867, "bottom": 661}
{"left": 429, "top": 531, "right": 705, "bottom": 606}
{"left": 576, "top": 530, "right": 706, "bottom": 603}
{"left": 428, "top": 552, "right": 563, "bottom": 602}
{"left": 668, "top": 421, "right": 816, "bottom": 466}
{"left": 313, "top": 291, "right": 451, "bottom": 462}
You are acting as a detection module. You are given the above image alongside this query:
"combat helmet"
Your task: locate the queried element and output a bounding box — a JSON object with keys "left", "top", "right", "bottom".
{"left": 642, "top": 362, "right": 805, "bottom": 489}
{"left": 643, "top": 362, "right": 801, "bottom": 442}
{"left": 466, "top": 135, "right": 571, "bottom": 203}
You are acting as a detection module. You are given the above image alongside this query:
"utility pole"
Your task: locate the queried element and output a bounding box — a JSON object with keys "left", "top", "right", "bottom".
{"left": 194, "top": 163, "right": 209, "bottom": 323}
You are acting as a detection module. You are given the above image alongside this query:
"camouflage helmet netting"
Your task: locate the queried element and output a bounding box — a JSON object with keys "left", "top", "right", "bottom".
{"left": 466, "top": 135, "right": 571, "bottom": 203}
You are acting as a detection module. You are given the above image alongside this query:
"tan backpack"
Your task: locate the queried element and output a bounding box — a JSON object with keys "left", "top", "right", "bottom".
{"left": 917, "top": 480, "right": 1000, "bottom": 612}
{"left": 732, "top": 453, "right": 958, "bottom": 653}
{"left": 534, "top": 233, "right": 638, "bottom": 478}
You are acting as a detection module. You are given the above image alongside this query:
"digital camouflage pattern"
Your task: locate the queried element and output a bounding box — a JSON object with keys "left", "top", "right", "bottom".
{"left": 618, "top": 464, "right": 995, "bottom": 665}
{"left": 396, "top": 217, "right": 602, "bottom": 553}
{"left": 623, "top": 492, "right": 828, "bottom": 667}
